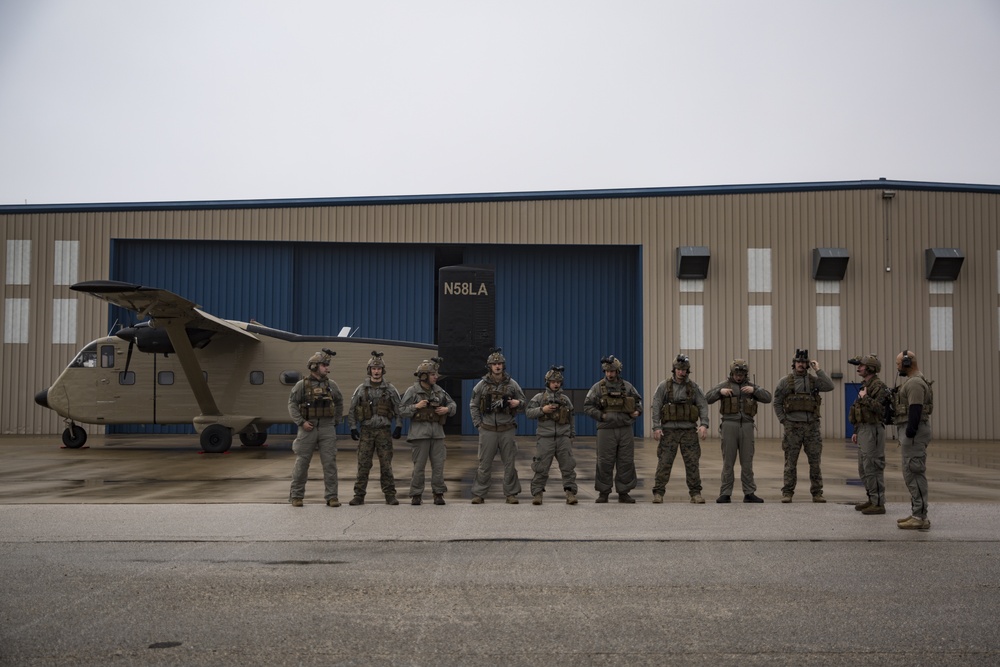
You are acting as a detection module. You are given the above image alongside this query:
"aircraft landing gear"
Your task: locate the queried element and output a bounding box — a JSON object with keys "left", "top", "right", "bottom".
{"left": 200, "top": 424, "right": 232, "bottom": 453}
{"left": 61, "top": 424, "right": 87, "bottom": 448}
{"left": 239, "top": 431, "right": 268, "bottom": 447}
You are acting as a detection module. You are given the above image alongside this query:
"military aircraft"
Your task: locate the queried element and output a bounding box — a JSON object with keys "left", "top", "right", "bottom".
{"left": 34, "top": 280, "right": 437, "bottom": 453}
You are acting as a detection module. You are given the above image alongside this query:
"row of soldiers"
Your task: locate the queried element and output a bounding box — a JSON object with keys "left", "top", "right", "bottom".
{"left": 286, "top": 347, "right": 934, "bottom": 530}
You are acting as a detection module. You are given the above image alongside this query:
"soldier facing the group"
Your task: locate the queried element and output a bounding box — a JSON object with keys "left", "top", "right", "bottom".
{"left": 525, "top": 365, "right": 578, "bottom": 505}
{"left": 893, "top": 349, "right": 934, "bottom": 530}
{"left": 347, "top": 351, "right": 403, "bottom": 506}
{"left": 847, "top": 354, "right": 889, "bottom": 516}
{"left": 650, "top": 354, "right": 710, "bottom": 504}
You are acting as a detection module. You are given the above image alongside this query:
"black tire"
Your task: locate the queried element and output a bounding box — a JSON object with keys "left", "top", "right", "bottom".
{"left": 239, "top": 431, "right": 268, "bottom": 447}
{"left": 200, "top": 424, "right": 232, "bottom": 453}
{"left": 61, "top": 425, "right": 87, "bottom": 449}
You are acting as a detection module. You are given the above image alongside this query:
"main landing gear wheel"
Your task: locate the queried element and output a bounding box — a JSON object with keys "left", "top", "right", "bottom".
{"left": 239, "top": 431, "right": 268, "bottom": 447}
{"left": 200, "top": 424, "right": 233, "bottom": 453}
{"left": 62, "top": 425, "right": 88, "bottom": 448}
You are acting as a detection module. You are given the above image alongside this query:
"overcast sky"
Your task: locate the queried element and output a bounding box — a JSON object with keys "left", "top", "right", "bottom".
{"left": 1, "top": 0, "right": 999, "bottom": 205}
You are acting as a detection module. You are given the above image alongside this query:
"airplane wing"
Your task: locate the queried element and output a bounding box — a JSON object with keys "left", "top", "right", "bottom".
{"left": 71, "top": 280, "right": 258, "bottom": 417}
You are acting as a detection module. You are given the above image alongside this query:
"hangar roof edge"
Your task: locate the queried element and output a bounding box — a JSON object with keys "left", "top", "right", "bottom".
{"left": 3, "top": 178, "right": 1000, "bottom": 214}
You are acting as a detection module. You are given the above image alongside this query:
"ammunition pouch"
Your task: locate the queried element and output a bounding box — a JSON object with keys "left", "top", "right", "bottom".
{"left": 301, "top": 399, "right": 337, "bottom": 420}
{"left": 721, "top": 394, "right": 758, "bottom": 417}
{"left": 414, "top": 404, "right": 446, "bottom": 424}
{"left": 660, "top": 402, "right": 700, "bottom": 422}
{"left": 602, "top": 394, "right": 635, "bottom": 413}
{"left": 541, "top": 402, "right": 572, "bottom": 425}
{"left": 783, "top": 392, "right": 820, "bottom": 414}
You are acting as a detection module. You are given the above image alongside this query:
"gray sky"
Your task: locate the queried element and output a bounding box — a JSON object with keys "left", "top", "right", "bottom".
{"left": 2, "top": 0, "right": 999, "bottom": 205}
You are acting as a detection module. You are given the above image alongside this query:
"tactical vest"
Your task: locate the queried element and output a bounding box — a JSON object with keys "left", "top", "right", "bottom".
{"left": 660, "top": 380, "right": 700, "bottom": 422}
{"left": 849, "top": 378, "right": 886, "bottom": 425}
{"left": 354, "top": 384, "right": 395, "bottom": 423}
{"left": 893, "top": 376, "right": 934, "bottom": 423}
{"left": 539, "top": 393, "right": 572, "bottom": 425}
{"left": 782, "top": 373, "right": 822, "bottom": 414}
{"left": 299, "top": 379, "right": 339, "bottom": 420}
{"left": 478, "top": 378, "right": 514, "bottom": 414}
{"left": 413, "top": 391, "right": 447, "bottom": 424}
{"left": 600, "top": 380, "right": 636, "bottom": 413}
{"left": 720, "top": 384, "right": 758, "bottom": 418}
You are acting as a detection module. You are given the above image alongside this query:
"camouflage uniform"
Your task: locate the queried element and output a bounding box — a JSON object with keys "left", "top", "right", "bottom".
{"left": 288, "top": 369, "right": 344, "bottom": 503}
{"left": 469, "top": 367, "right": 526, "bottom": 500}
{"left": 650, "top": 374, "right": 709, "bottom": 498}
{"left": 347, "top": 376, "right": 402, "bottom": 501}
{"left": 773, "top": 362, "right": 834, "bottom": 500}
{"left": 705, "top": 362, "right": 772, "bottom": 498}
{"left": 526, "top": 380, "right": 577, "bottom": 497}
{"left": 894, "top": 369, "right": 933, "bottom": 521}
{"left": 399, "top": 365, "right": 456, "bottom": 499}
{"left": 848, "top": 357, "right": 889, "bottom": 508}
{"left": 583, "top": 357, "right": 643, "bottom": 498}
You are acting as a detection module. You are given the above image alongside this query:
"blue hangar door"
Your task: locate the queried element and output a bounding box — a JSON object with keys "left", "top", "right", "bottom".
{"left": 460, "top": 245, "right": 642, "bottom": 437}
{"left": 108, "top": 239, "right": 436, "bottom": 435}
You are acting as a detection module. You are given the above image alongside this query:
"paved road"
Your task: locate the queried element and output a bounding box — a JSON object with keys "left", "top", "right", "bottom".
{"left": 2, "top": 435, "right": 999, "bottom": 665}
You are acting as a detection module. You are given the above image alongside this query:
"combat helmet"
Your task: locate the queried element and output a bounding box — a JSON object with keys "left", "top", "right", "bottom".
{"left": 600, "top": 355, "right": 623, "bottom": 372}
{"left": 486, "top": 347, "right": 506, "bottom": 367}
{"left": 792, "top": 348, "right": 809, "bottom": 367}
{"left": 307, "top": 348, "right": 336, "bottom": 371}
{"left": 672, "top": 354, "right": 691, "bottom": 372}
{"left": 544, "top": 365, "right": 565, "bottom": 384}
{"left": 848, "top": 353, "right": 881, "bottom": 374}
{"left": 729, "top": 358, "right": 749, "bottom": 378}
{"left": 367, "top": 350, "right": 385, "bottom": 376}
{"left": 414, "top": 357, "right": 444, "bottom": 378}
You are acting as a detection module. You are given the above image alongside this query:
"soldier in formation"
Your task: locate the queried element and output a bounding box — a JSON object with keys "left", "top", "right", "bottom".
{"left": 469, "top": 348, "right": 526, "bottom": 504}
{"left": 347, "top": 351, "right": 403, "bottom": 506}
{"left": 893, "top": 350, "right": 934, "bottom": 530}
{"left": 525, "top": 365, "right": 578, "bottom": 505}
{"left": 287, "top": 349, "right": 344, "bottom": 507}
{"left": 583, "top": 355, "right": 643, "bottom": 504}
{"left": 847, "top": 354, "right": 889, "bottom": 516}
{"left": 399, "top": 357, "right": 456, "bottom": 506}
{"left": 650, "top": 354, "right": 709, "bottom": 504}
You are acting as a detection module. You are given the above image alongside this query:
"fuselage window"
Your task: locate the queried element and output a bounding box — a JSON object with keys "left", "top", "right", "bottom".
{"left": 119, "top": 371, "right": 136, "bottom": 385}
{"left": 158, "top": 371, "right": 174, "bottom": 385}
{"left": 70, "top": 343, "right": 98, "bottom": 368}
{"left": 280, "top": 371, "right": 301, "bottom": 385}
{"left": 250, "top": 371, "right": 264, "bottom": 385}
{"left": 101, "top": 345, "right": 116, "bottom": 368}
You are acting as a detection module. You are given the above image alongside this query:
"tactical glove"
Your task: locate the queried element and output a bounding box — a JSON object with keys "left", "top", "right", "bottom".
{"left": 350, "top": 429, "right": 360, "bottom": 441}
{"left": 392, "top": 426, "right": 402, "bottom": 440}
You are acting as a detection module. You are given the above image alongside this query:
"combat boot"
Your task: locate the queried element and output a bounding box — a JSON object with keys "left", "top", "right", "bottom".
{"left": 652, "top": 493, "right": 664, "bottom": 504}
{"left": 861, "top": 504, "right": 886, "bottom": 515}
{"left": 471, "top": 496, "right": 484, "bottom": 504}
{"left": 898, "top": 516, "right": 930, "bottom": 530}
{"left": 595, "top": 493, "right": 610, "bottom": 503}
{"left": 565, "top": 490, "right": 578, "bottom": 505}
{"left": 618, "top": 493, "right": 635, "bottom": 504}
{"left": 385, "top": 495, "right": 399, "bottom": 506}
{"left": 690, "top": 494, "right": 705, "bottom": 504}
{"left": 506, "top": 495, "right": 519, "bottom": 505}
{"left": 327, "top": 497, "right": 341, "bottom": 507}
{"left": 411, "top": 495, "right": 422, "bottom": 506}
{"left": 349, "top": 495, "right": 364, "bottom": 506}
{"left": 781, "top": 494, "right": 793, "bottom": 503}
{"left": 743, "top": 493, "right": 764, "bottom": 503}
{"left": 716, "top": 495, "right": 731, "bottom": 504}
{"left": 812, "top": 494, "right": 826, "bottom": 503}
{"left": 855, "top": 500, "right": 873, "bottom": 512}
{"left": 433, "top": 494, "right": 446, "bottom": 505}
{"left": 290, "top": 498, "right": 303, "bottom": 507}
{"left": 532, "top": 493, "right": 543, "bottom": 505}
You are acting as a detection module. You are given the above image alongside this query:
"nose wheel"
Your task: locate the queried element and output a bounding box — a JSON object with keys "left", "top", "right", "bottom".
{"left": 61, "top": 424, "right": 88, "bottom": 448}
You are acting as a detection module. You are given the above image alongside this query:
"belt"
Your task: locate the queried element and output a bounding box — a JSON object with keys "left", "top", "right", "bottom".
{"left": 479, "top": 423, "right": 516, "bottom": 432}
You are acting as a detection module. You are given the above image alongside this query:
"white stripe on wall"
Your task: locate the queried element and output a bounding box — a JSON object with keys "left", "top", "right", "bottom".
{"left": 749, "top": 305, "right": 772, "bottom": 350}
{"left": 748, "top": 248, "right": 771, "bottom": 293}
{"left": 816, "top": 305, "right": 841, "bottom": 351}
{"left": 679, "top": 279, "right": 704, "bottom": 293}
{"left": 4, "top": 298, "right": 29, "bottom": 343}
{"left": 680, "top": 304, "right": 704, "bottom": 350}
{"left": 54, "top": 241, "right": 79, "bottom": 286}
{"left": 930, "top": 306, "right": 954, "bottom": 351}
{"left": 52, "top": 299, "right": 77, "bottom": 344}
{"left": 6, "top": 240, "right": 30, "bottom": 285}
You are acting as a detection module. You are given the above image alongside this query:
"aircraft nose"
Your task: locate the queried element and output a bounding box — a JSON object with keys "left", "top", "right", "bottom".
{"left": 34, "top": 388, "right": 49, "bottom": 408}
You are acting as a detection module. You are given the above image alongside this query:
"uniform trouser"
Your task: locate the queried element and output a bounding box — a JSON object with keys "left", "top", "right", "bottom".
{"left": 719, "top": 420, "right": 756, "bottom": 496}
{"left": 899, "top": 422, "right": 931, "bottom": 519}
{"left": 855, "top": 422, "right": 886, "bottom": 506}
{"left": 653, "top": 428, "right": 702, "bottom": 496}
{"left": 530, "top": 433, "right": 578, "bottom": 496}
{"left": 289, "top": 420, "right": 338, "bottom": 501}
{"left": 595, "top": 426, "right": 637, "bottom": 495}
{"left": 781, "top": 420, "right": 823, "bottom": 497}
{"left": 353, "top": 427, "right": 396, "bottom": 498}
{"left": 409, "top": 437, "right": 447, "bottom": 498}
{"left": 471, "top": 428, "right": 521, "bottom": 498}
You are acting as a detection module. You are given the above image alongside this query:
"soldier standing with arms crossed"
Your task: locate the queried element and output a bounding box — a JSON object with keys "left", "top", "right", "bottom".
{"left": 347, "top": 351, "right": 403, "bottom": 506}
{"left": 705, "top": 358, "right": 771, "bottom": 504}
{"left": 773, "top": 349, "right": 834, "bottom": 503}
{"left": 399, "top": 358, "right": 456, "bottom": 506}
{"left": 584, "top": 355, "right": 643, "bottom": 504}
{"left": 287, "top": 349, "right": 344, "bottom": 507}
{"left": 526, "top": 365, "right": 578, "bottom": 505}
{"left": 893, "top": 350, "right": 934, "bottom": 530}
{"left": 650, "top": 354, "right": 710, "bottom": 504}
{"left": 847, "top": 354, "right": 889, "bottom": 515}
{"left": 469, "top": 348, "right": 526, "bottom": 504}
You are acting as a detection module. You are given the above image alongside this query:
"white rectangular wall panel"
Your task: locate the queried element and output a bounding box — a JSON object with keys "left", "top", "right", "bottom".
{"left": 679, "top": 279, "right": 704, "bottom": 293}
{"left": 929, "top": 281, "right": 954, "bottom": 295}
{"left": 748, "top": 305, "right": 772, "bottom": 350}
{"left": 815, "top": 281, "right": 840, "bottom": 294}
{"left": 52, "top": 299, "right": 77, "bottom": 344}
{"left": 6, "top": 240, "right": 30, "bottom": 285}
{"left": 930, "top": 306, "right": 954, "bottom": 351}
{"left": 54, "top": 241, "right": 79, "bottom": 285}
{"left": 747, "top": 248, "right": 772, "bottom": 293}
{"left": 816, "top": 305, "right": 840, "bottom": 351}
{"left": 4, "top": 298, "right": 29, "bottom": 343}
{"left": 680, "top": 304, "right": 704, "bottom": 350}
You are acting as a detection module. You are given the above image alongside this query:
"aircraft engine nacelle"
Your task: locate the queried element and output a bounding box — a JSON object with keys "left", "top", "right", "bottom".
{"left": 116, "top": 322, "right": 215, "bottom": 354}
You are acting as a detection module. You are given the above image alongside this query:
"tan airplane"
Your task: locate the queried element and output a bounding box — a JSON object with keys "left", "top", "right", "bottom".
{"left": 35, "top": 280, "right": 436, "bottom": 453}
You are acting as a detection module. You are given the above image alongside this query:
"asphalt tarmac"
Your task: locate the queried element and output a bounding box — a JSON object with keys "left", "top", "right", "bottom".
{"left": 2, "top": 434, "right": 1000, "bottom": 666}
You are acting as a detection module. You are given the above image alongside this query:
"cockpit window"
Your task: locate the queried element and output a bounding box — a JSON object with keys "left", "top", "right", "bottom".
{"left": 69, "top": 343, "right": 98, "bottom": 368}
{"left": 100, "top": 345, "right": 116, "bottom": 368}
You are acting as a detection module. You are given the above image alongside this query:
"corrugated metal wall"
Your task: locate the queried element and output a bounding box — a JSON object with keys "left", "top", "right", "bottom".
{"left": 3, "top": 184, "right": 999, "bottom": 441}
